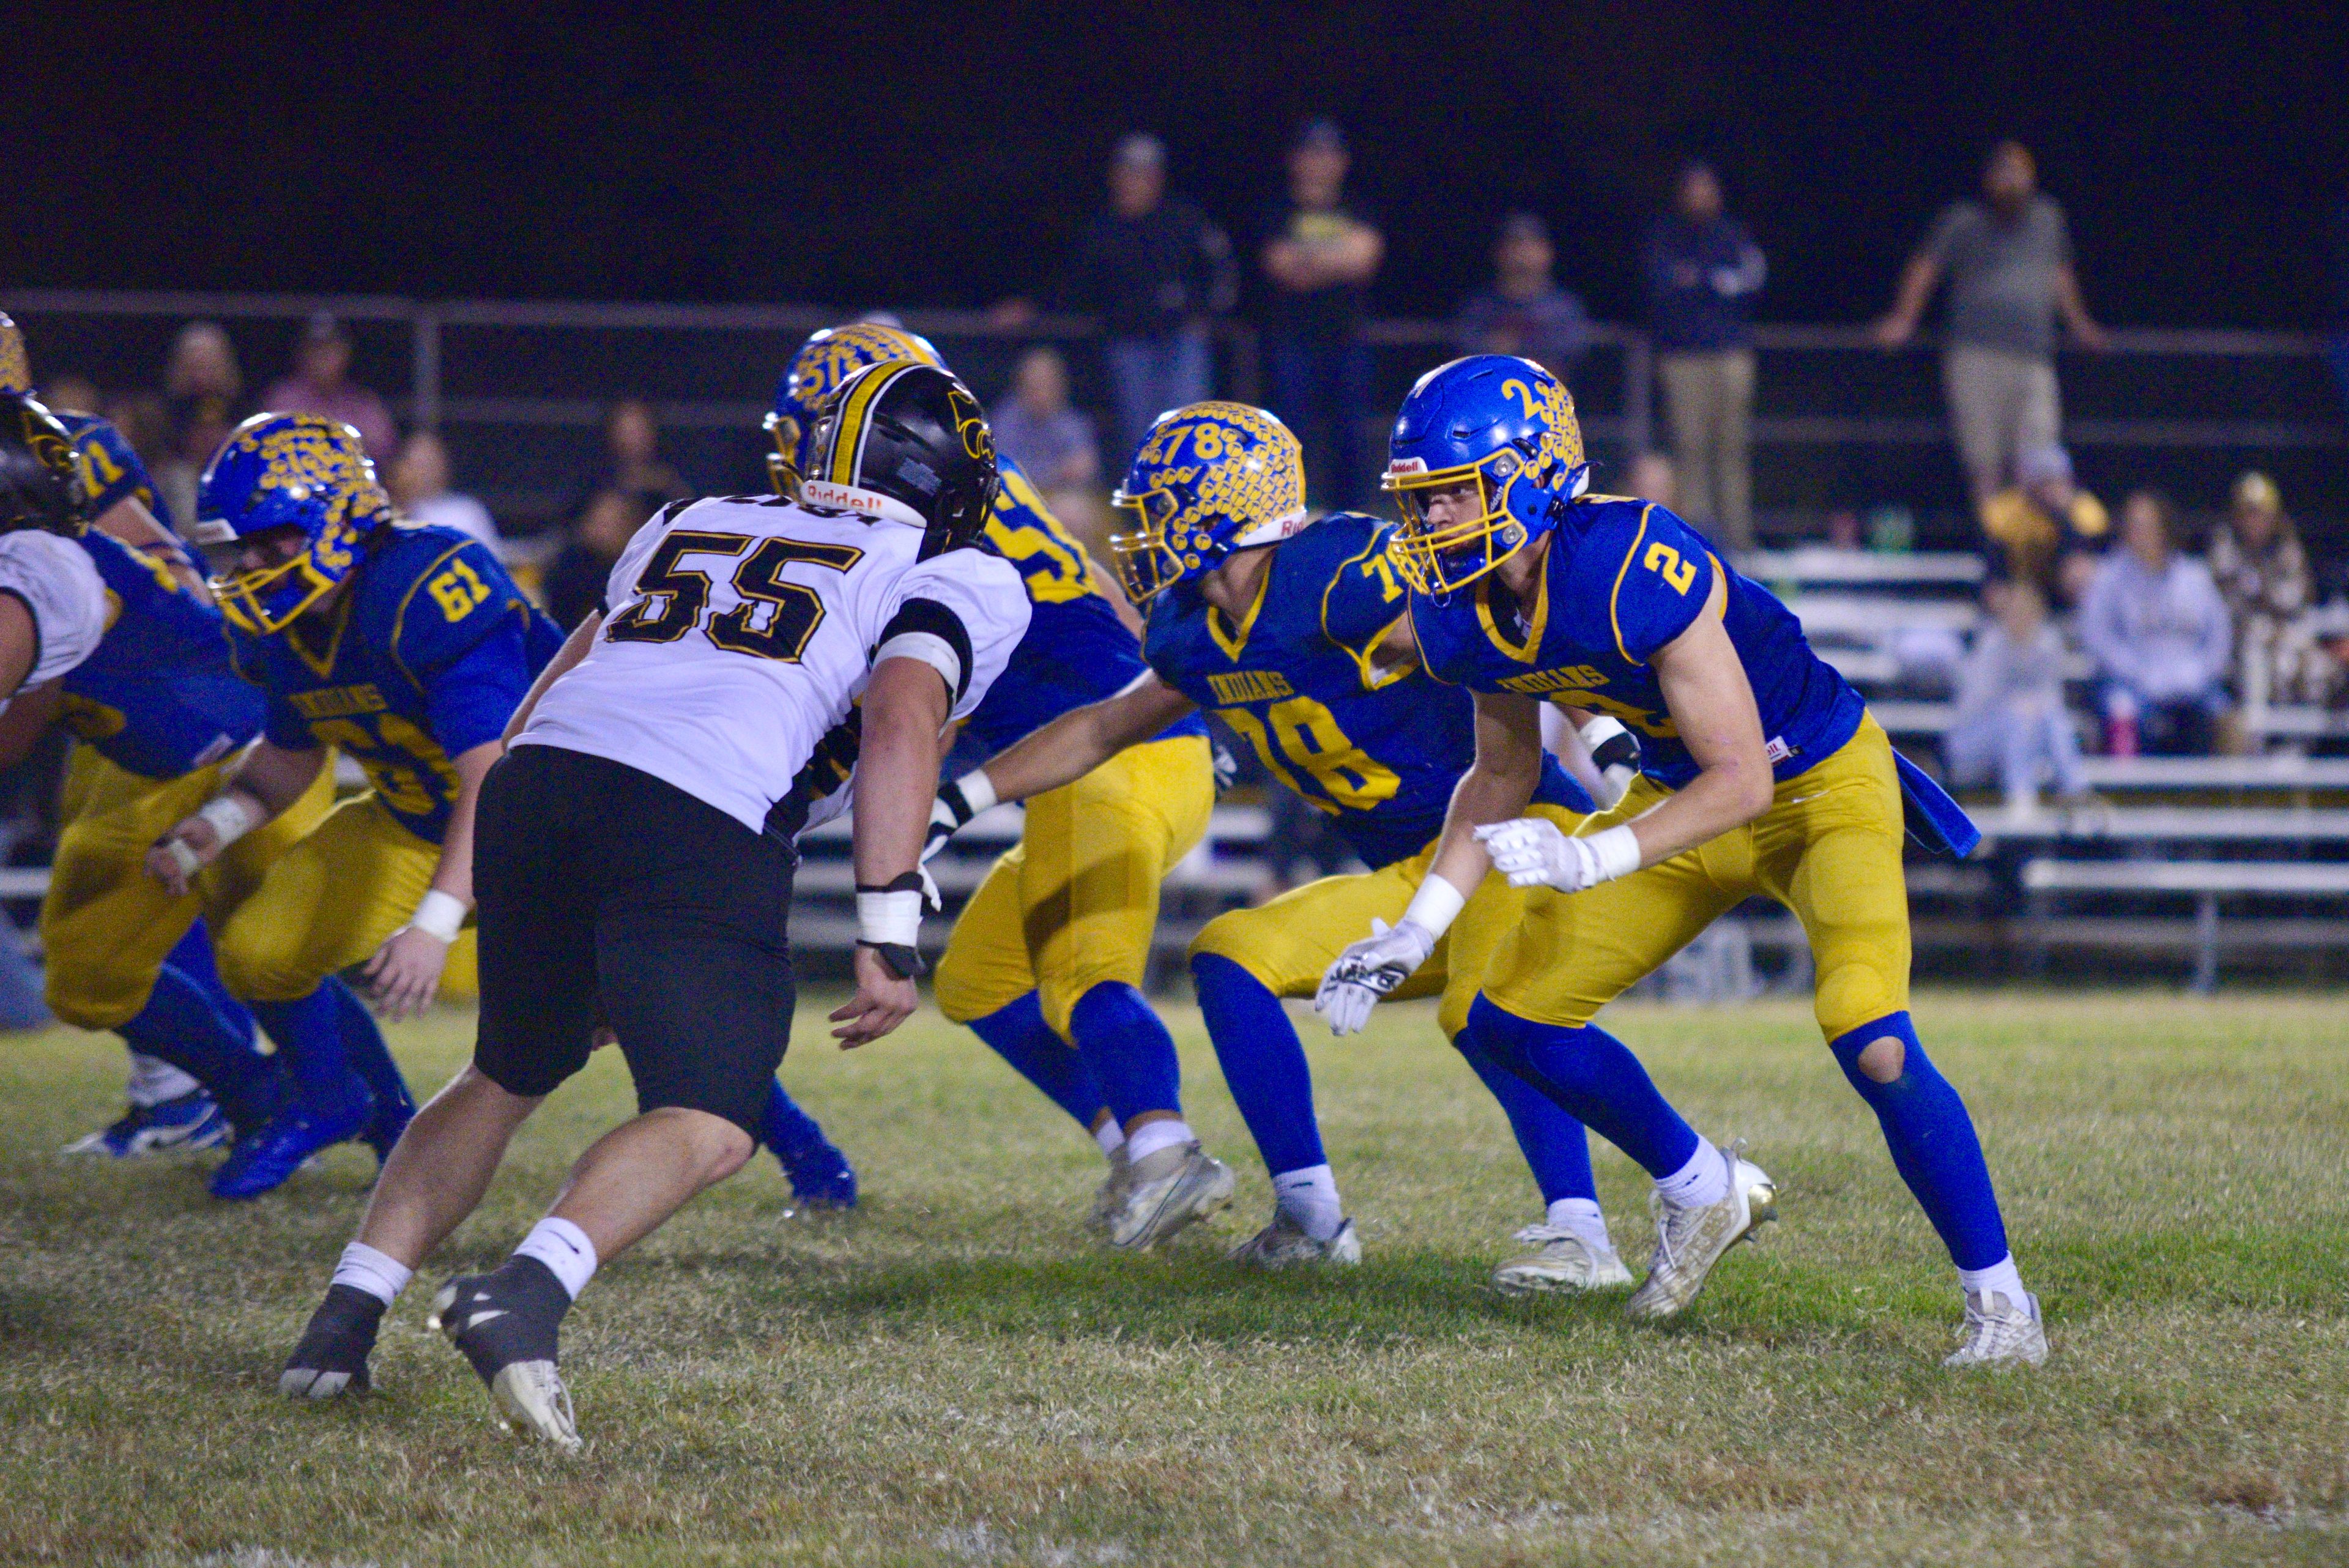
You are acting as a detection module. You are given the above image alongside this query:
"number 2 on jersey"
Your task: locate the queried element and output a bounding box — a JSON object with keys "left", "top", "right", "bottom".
{"left": 606, "top": 530, "right": 864, "bottom": 661}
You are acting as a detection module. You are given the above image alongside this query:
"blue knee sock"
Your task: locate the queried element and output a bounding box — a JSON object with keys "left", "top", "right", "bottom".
{"left": 1191, "top": 954, "right": 1324, "bottom": 1176}
{"left": 248, "top": 984, "right": 367, "bottom": 1115}
{"left": 1830, "top": 1013, "right": 2009, "bottom": 1271}
{"left": 759, "top": 1077, "right": 836, "bottom": 1159}
{"left": 323, "top": 975, "right": 412, "bottom": 1118}
{"left": 1067, "top": 981, "right": 1182, "bottom": 1127}
{"left": 1467, "top": 995, "right": 1701, "bottom": 1180}
{"left": 1450, "top": 1020, "right": 1597, "bottom": 1206}
{"left": 116, "top": 924, "right": 272, "bottom": 1128}
{"left": 966, "top": 991, "right": 1108, "bottom": 1131}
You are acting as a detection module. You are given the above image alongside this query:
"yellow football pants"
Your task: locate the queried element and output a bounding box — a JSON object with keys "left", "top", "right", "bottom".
{"left": 40, "top": 748, "right": 337, "bottom": 1030}
{"left": 1187, "top": 800, "right": 1587, "bottom": 1041}
{"left": 1484, "top": 715, "right": 1912, "bottom": 1042}
{"left": 214, "top": 788, "right": 477, "bottom": 1004}
{"left": 933, "top": 734, "right": 1215, "bottom": 1039}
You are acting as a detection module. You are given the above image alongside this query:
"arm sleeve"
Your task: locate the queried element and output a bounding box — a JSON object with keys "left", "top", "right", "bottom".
{"left": 1606, "top": 507, "right": 1720, "bottom": 663}
{"left": 1920, "top": 203, "right": 1968, "bottom": 263}
{"left": 392, "top": 538, "right": 544, "bottom": 748}
{"left": 0, "top": 530, "right": 107, "bottom": 688}
{"left": 882, "top": 551, "right": 1033, "bottom": 721}
{"left": 423, "top": 614, "right": 538, "bottom": 755}
{"left": 2075, "top": 568, "right": 2131, "bottom": 680}
{"left": 72, "top": 418, "right": 163, "bottom": 521}
{"left": 1318, "top": 518, "right": 1413, "bottom": 674}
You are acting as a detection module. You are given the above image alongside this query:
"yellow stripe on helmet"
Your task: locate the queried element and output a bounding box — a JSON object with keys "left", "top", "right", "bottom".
{"left": 826, "top": 360, "right": 920, "bottom": 486}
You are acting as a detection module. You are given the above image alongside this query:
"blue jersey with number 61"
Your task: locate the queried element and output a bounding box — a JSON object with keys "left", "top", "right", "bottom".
{"left": 957, "top": 456, "right": 1206, "bottom": 756}
{"left": 224, "top": 523, "right": 562, "bottom": 844}
{"left": 1410, "top": 496, "right": 1863, "bottom": 789}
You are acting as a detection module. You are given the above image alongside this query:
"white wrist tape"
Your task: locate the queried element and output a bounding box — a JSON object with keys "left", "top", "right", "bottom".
{"left": 956, "top": 769, "right": 998, "bottom": 818}
{"left": 196, "top": 793, "right": 258, "bottom": 849}
{"left": 1587, "top": 823, "right": 1644, "bottom": 883}
{"left": 1400, "top": 875, "right": 1468, "bottom": 940}
{"left": 856, "top": 888, "right": 924, "bottom": 948}
{"left": 407, "top": 890, "right": 467, "bottom": 944}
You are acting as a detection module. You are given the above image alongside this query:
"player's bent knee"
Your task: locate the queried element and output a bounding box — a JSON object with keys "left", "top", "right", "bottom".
{"left": 1186, "top": 912, "right": 1289, "bottom": 991}
{"left": 643, "top": 1105, "right": 756, "bottom": 1186}
{"left": 42, "top": 974, "right": 150, "bottom": 1033}
{"left": 1854, "top": 1035, "right": 1906, "bottom": 1083}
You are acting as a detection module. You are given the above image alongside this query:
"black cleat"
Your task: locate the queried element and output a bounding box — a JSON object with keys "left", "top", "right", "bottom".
{"left": 279, "top": 1284, "right": 386, "bottom": 1400}
{"left": 427, "top": 1257, "right": 580, "bottom": 1449}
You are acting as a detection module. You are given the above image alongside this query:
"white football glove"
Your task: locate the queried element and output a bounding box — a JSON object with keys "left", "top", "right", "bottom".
{"left": 1473, "top": 819, "right": 1642, "bottom": 892}
{"left": 1313, "top": 917, "right": 1437, "bottom": 1038}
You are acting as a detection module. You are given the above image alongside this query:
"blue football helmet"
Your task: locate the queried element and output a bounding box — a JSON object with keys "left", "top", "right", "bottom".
{"left": 1382, "top": 355, "right": 1587, "bottom": 596}
{"left": 191, "top": 412, "right": 392, "bottom": 634}
{"left": 1107, "top": 402, "right": 1308, "bottom": 604}
{"left": 0, "top": 313, "right": 29, "bottom": 398}
{"left": 765, "top": 323, "right": 945, "bottom": 497}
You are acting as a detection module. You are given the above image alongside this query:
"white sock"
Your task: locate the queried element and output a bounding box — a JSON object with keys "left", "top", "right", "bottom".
{"left": 1957, "top": 1254, "right": 2027, "bottom": 1306}
{"left": 514, "top": 1217, "right": 599, "bottom": 1301}
{"left": 1272, "top": 1164, "right": 1345, "bottom": 1242}
{"left": 125, "top": 1052, "right": 201, "bottom": 1108}
{"left": 1093, "top": 1119, "right": 1126, "bottom": 1159}
{"left": 1546, "top": 1197, "right": 1614, "bottom": 1255}
{"left": 331, "top": 1241, "right": 414, "bottom": 1307}
{"left": 1122, "top": 1118, "right": 1193, "bottom": 1166}
{"left": 1654, "top": 1140, "right": 1729, "bottom": 1209}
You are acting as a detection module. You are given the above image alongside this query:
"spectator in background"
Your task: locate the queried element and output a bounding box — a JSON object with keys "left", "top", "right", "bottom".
{"left": 262, "top": 313, "right": 397, "bottom": 459}
{"left": 593, "top": 397, "right": 691, "bottom": 515}
{"left": 40, "top": 373, "right": 101, "bottom": 417}
{"left": 1023, "top": 133, "right": 1234, "bottom": 467}
{"left": 1945, "top": 581, "right": 2090, "bottom": 812}
{"left": 1261, "top": 118, "right": 1383, "bottom": 510}
{"left": 541, "top": 488, "right": 651, "bottom": 633}
{"left": 2079, "top": 490, "right": 2233, "bottom": 756}
{"left": 1874, "top": 141, "right": 2109, "bottom": 506}
{"left": 2210, "top": 470, "right": 2338, "bottom": 707}
{"left": 161, "top": 320, "right": 248, "bottom": 524}
{"left": 1623, "top": 450, "right": 1679, "bottom": 510}
{"left": 1645, "top": 161, "right": 1766, "bottom": 551}
{"left": 387, "top": 430, "right": 501, "bottom": 549}
{"left": 1455, "top": 212, "right": 1588, "bottom": 387}
{"left": 1978, "top": 443, "right": 2109, "bottom": 603}
{"left": 993, "top": 346, "right": 1102, "bottom": 529}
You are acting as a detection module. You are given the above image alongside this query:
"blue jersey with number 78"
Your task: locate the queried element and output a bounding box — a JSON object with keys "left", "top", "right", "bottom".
{"left": 1409, "top": 496, "right": 1864, "bottom": 789}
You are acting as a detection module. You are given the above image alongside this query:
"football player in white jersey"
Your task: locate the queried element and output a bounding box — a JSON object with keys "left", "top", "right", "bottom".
{"left": 0, "top": 395, "right": 108, "bottom": 700}
{"left": 280, "top": 363, "right": 1031, "bottom": 1447}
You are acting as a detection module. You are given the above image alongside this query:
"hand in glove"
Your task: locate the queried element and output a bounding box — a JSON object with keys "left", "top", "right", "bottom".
{"left": 1314, "top": 916, "right": 1437, "bottom": 1037}
{"left": 1474, "top": 818, "right": 1642, "bottom": 892}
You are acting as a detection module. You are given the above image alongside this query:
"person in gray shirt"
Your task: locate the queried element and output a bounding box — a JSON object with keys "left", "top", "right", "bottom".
{"left": 1874, "top": 141, "right": 2109, "bottom": 505}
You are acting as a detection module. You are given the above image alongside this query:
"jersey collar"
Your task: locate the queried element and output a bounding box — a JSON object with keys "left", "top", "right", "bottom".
{"left": 282, "top": 588, "right": 355, "bottom": 682}
{"left": 1204, "top": 560, "right": 1272, "bottom": 662}
{"left": 1472, "top": 563, "right": 1548, "bottom": 665}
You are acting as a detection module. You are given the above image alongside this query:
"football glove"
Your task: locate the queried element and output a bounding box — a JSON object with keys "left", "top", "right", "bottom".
{"left": 1314, "top": 917, "right": 1437, "bottom": 1037}
{"left": 1474, "top": 819, "right": 1642, "bottom": 893}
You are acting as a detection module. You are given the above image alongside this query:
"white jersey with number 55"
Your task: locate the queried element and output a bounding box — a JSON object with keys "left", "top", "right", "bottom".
{"left": 514, "top": 493, "right": 1030, "bottom": 840}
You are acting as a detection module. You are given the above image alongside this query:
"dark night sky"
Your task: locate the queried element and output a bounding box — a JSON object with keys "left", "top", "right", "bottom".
{"left": 15, "top": 3, "right": 2348, "bottom": 329}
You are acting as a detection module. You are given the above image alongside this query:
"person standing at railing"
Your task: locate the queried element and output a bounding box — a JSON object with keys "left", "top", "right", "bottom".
{"left": 2079, "top": 491, "right": 2234, "bottom": 757}
{"left": 1260, "top": 118, "right": 1384, "bottom": 511}
{"left": 1872, "top": 141, "right": 2108, "bottom": 508}
{"left": 1644, "top": 161, "right": 1765, "bottom": 552}
{"left": 1455, "top": 212, "right": 1589, "bottom": 391}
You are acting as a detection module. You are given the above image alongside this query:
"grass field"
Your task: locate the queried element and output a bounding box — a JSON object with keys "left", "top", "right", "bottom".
{"left": 2, "top": 990, "right": 2347, "bottom": 1566}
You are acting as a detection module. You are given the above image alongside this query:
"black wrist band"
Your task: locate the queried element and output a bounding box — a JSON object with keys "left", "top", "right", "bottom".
{"left": 857, "top": 940, "right": 926, "bottom": 980}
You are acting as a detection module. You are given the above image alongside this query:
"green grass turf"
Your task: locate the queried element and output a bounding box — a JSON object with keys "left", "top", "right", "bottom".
{"left": 2, "top": 990, "right": 2346, "bottom": 1566}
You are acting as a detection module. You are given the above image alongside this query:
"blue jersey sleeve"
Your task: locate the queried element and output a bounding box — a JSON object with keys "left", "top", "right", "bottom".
{"left": 423, "top": 615, "right": 537, "bottom": 756}
{"left": 1316, "top": 515, "right": 1414, "bottom": 683}
{"left": 67, "top": 415, "right": 169, "bottom": 526}
{"left": 390, "top": 537, "right": 545, "bottom": 752}
{"left": 1603, "top": 504, "right": 1720, "bottom": 664}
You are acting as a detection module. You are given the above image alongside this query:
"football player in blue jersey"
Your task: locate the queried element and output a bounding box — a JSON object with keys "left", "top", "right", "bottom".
{"left": 926, "top": 401, "right": 1639, "bottom": 1287}
{"left": 146, "top": 413, "right": 562, "bottom": 1200}
{"left": 774, "top": 325, "right": 1234, "bottom": 1246}
{"left": 1318, "top": 356, "right": 2041, "bottom": 1365}
{"left": 0, "top": 313, "right": 340, "bottom": 1157}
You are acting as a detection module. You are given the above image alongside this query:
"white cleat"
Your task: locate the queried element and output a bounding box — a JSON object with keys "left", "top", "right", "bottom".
{"left": 1624, "top": 1140, "right": 1777, "bottom": 1322}
{"left": 1491, "top": 1224, "right": 1634, "bottom": 1296}
{"left": 489, "top": 1360, "right": 582, "bottom": 1450}
{"left": 1085, "top": 1144, "right": 1130, "bottom": 1236}
{"left": 1228, "top": 1213, "right": 1362, "bottom": 1269}
{"left": 1945, "top": 1289, "right": 2048, "bottom": 1369}
{"left": 1104, "top": 1141, "right": 1234, "bottom": 1250}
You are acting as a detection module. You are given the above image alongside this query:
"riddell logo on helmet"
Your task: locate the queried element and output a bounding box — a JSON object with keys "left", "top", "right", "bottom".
{"left": 1387, "top": 457, "right": 1429, "bottom": 475}
{"left": 802, "top": 480, "right": 884, "bottom": 515}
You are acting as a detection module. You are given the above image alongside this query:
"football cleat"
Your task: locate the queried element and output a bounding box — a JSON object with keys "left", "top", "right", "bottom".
{"left": 279, "top": 1283, "right": 387, "bottom": 1400}
{"left": 206, "top": 1095, "right": 369, "bottom": 1200}
{"left": 1624, "top": 1140, "right": 1776, "bottom": 1322}
{"left": 61, "top": 1091, "right": 229, "bottom": 1157}
{"left": 429, "top": 1260, "right": 581, "bottom": 1451}
{"left": 777, "top": 1137, "right": 859, "bottom": 1211}
{"left": 1491, "top": 1223, "right": 1634, "bottom": 1296}
{"left": 1228, "top": 1213, "right": 1362, "bottom": 1269}
{"left": 1945, "top": 1289, "right": 2048, "bottom": 1369}
{"left": 360, "top": 1080, "right": 417, "bottom": 1165}
{"left": 1104, "top": 1141, "right": 1234, "bottom": 1250}
{"left": 1086, "top": 1143, "right": 1131, "bottom": 1235}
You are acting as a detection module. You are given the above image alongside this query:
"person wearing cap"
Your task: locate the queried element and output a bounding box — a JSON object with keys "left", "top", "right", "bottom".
{"left": 1643, "top": 162, "right": 1767, "bottom": 551}
{"left": 2210, "top": 470, "right": 2334, "bottom": 707}
{"left": 1260, "top": 118, "right": 1384, "bottom": 510}
{"left": 1874, "top": 141, "right": 2109, "bottom": 507}
{"left": 1009, "top": 133, "right": 1235, "bottom": 466}
{"left": 1976, "top": 441, "right": 2109, "bottom": 603}
{"left": 261, "top": 313, "right": 398, "bottom": 461}
{"left": 1454, "top": 212, "right": 1589, "bottom": 392}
